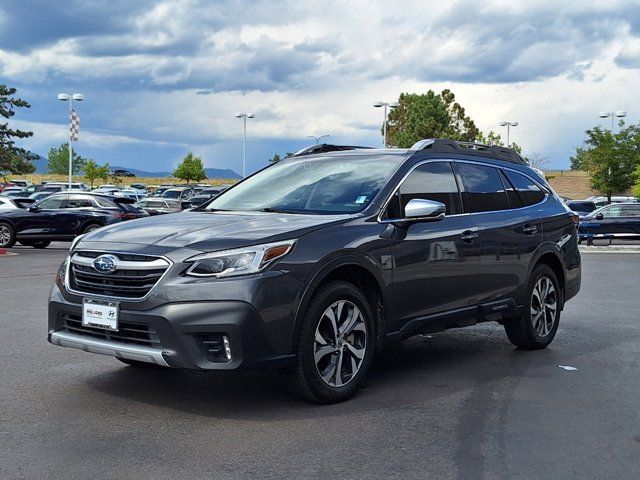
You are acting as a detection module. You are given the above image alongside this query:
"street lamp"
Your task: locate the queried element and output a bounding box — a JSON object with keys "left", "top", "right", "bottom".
{"left": 58, "top": 93, "right": 84, "bottom": 189}
{"left": 307, "top": 134, "right": 330, "bottom": 145}
{"left": 373, "top": 101, "right": 398, "bottom": 148}
{"left": 598, "top": 111, "right": 626, "bottom": 131}
{"left": 235, "top": 112, "right": 254, "bottom": 178}
{"left": 499, "top": 121, "right": 518, "bottom": 147}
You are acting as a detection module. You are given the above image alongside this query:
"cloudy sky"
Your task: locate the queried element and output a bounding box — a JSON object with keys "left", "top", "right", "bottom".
{"left": 2, "top": 0, "right": 640, "bottom": 175}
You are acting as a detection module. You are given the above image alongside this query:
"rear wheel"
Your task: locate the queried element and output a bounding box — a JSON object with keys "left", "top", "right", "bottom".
{"left": 0, "top": 222, "right": 16, "bottom": 248}
{"left": 83, "top": 223, "right": 101, "bottom": 234}
{"left": 285, "top": 281, "right": 375, "bottom": 404}
{"left": 504, "top": 264, "right": 560, "bottom": 349}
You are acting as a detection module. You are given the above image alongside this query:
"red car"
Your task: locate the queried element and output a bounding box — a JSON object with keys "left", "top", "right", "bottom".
{"left": 0, "top": 181, "right": 16, "bottom": 193}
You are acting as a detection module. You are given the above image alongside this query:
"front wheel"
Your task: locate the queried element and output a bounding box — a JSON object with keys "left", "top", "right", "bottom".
{"left": 504, "top": 264, "right": 561, "bottom": 350}
{"left": 285, "top": 281, "right": 375, "bottom": 404}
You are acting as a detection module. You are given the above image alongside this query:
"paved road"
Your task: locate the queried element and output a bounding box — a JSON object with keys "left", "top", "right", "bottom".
{"left": 1, "top": 243, "right": 639, "bottom": 479}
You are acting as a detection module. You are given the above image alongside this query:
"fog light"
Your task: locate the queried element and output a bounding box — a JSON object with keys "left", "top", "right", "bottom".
{"left": 223, "top": 335, "right": 232, "bottom": 361}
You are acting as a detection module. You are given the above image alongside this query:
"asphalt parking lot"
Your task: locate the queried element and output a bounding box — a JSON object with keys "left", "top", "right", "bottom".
{"left": 2, "top": 243, "right": 640, "bottom": 479}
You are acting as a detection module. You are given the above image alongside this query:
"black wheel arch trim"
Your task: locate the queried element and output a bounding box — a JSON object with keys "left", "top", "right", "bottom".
{"left": 289, "top": 250, "right": 388, "bottom": 352}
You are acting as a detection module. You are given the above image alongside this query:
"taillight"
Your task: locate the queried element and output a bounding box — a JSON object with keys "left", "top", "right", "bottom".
{"left": 114, "top": 212, "right": 139, "bottom": 220}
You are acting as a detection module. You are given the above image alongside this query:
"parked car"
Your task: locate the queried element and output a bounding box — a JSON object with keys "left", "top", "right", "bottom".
{"left": 134, "top": 198, "right": 184, "bottom": 215}
{"left": 578, "top": 203, "right": 640, "bottom": 243}
{"left": 111, "top": 169, "right": 136, "bottom": 177}
{"left": 0, "top": 192, "right": 148, "bottom": 248}
{"left": 129, "top": 183, "right": 147, "bottom": 192}
{"left": 566, "top": 200, "right": 597, "bottom": 217}
{"left": 47, "top": 138, "right": 581, "bottom": 403}
{"left": 586, "top": 195, "right": 638, "bottom": 208}
{"left": 0, "top": 197, "right": 34, "bottom": 210}
{"left": 41, "top": 182, "right": 88, "bottom": 192}
{"left": 188, "top": 194, "right": 214, "bottom": 207}
{"left": 29, "top": 191, "right": 53, "bottom": 202}
{"left": 161, "top": 186, "right": 193, "bottom": 200}
{"left": 9, "top": 179, "right": 32, "bottom": 188}
{"left": 1, "top": 187, "right": 27, "bottom": 197}
{"left": 115, "top": 189, "right": 147, "bottom": 202}
{"left": 150, "top": 184, "right": 176, "bottom": 197}
{"left": 0, "top": 181, "right": 16, "bottom": 193}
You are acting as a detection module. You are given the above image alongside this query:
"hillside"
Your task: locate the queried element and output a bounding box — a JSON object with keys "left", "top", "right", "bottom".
{"left": 30, "top": 155, "right": 241, "bottom": 179}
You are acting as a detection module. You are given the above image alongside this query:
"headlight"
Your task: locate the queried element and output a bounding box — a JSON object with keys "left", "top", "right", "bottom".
{"left": 185, "top": 240, "right": 296, "bottom": 278}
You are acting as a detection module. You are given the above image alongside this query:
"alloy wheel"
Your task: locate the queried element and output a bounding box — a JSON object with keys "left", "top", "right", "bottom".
{"left": 530, "top": 276, "right": 557, "bottom": 337}
{"left": 314, "top": 300, "right": 367, "bottom": 387}
{"left": 0, "top": 225, "right": 11, "bottom": 246}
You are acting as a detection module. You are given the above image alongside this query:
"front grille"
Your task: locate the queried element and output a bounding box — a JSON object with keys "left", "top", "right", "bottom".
{"left": 68, "top": 251, "right": 170, "bottom": 299}
{"left": 61, "top": 314, "right": 162, "bottom": 348}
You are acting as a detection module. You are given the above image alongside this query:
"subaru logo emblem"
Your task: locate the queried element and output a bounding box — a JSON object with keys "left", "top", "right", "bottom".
{"left": 93, "top": 254, "right": 118, "bottom": 274}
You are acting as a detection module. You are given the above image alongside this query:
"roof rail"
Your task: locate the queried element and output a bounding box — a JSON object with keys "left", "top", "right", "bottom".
{"left": 292, "top": 143, "right": 373, "bottom": 157}
{"left": 410, "top": 138, "right": 527, "bottom": 165}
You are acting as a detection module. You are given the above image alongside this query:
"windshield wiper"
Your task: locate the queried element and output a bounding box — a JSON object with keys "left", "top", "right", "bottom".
{"left": 258, "top": 207, "right": 306, "bottom": 214}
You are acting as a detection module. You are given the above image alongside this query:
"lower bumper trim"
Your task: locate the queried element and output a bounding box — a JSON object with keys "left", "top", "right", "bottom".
{"left": 50, "top": 331, "right": 170, "bottom": 367}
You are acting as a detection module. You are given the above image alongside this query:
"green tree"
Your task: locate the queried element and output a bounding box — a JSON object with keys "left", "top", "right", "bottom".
{"left": 386, "top": 89, "right": 480, "bottom": 148}
{"left": 84, "top": 160, "right": 110, "bottom": 188}
{"left": 173, "top": 152, "right": 206, "bottom": 183}
{"left": 0, "top": 85, "right": 35, "bottom": 177}
{"left": 475, "top": 130, "right": 523, "bottom": 155}
{"left": 47, "top": 142, "right": 87, "bottom": 175}
{"left": 268, "top": 152, "right": 293, "bottom": 164}
{"left": 574, "top": 122, "right": 640, "bottom": 203}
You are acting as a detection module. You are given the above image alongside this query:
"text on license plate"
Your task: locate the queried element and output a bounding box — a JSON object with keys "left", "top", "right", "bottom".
{"left": 82, "top": 298, "right": 119, "bottom": 331}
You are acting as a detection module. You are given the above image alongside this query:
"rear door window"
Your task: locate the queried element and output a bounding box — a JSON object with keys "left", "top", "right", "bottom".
{"left": 503, "top": 170, "right": 546, "bottom": 207}
{"left": 63, "top": 195, "right": 94, "bottom": 208}
{"left": 457, "top": 163, "right": 510, "bottom": 213}
{"left": 622, "top": 204, "right": 640, "bottom": 216}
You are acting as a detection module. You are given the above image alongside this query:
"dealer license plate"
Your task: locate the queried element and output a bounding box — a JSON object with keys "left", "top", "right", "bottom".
{"left": 82, "top": 298, "right": 119, "bottom": 331}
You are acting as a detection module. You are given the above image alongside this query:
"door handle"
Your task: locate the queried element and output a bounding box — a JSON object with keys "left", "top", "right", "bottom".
{"left": 522, "top": 224, "right": 538, "bottom": 235}
{"left": 460, "top": 230, "right": 479, "bottom": 243}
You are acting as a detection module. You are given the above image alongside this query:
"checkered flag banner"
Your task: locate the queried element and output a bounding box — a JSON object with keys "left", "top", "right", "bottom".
{"left": 70, "top": 109, "right": 80, "bottom": 142}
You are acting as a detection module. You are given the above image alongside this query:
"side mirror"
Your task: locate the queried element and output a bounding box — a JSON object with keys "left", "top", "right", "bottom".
{"left": 595, "top": 213, "right": 604, "bottom": 220}
{"left": 29, "top": 205, "right": 39, "bottom": 212}
{"left": 404, "top": 199, "right": 446, "bottom": 222}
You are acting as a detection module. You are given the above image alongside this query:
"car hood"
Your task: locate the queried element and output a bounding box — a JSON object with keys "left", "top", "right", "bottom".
{"left": 81, "top": 211, "right": 351, "bottom": 252}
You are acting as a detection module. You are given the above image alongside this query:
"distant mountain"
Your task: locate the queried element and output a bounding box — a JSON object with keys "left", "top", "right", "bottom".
{"left": 29, "top": 155, "right": 241, "bottom": 179}
{"left": 109, "top": 166, "right": 242, "bottom": 179}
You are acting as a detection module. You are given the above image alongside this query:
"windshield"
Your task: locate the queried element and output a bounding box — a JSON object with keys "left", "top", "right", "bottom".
{"left": 205, "top": 155, "right": 400, "bottom": 214}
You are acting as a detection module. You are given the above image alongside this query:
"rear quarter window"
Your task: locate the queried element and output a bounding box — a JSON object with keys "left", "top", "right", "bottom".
{"left": 503, "top": 170, "right": 546, "bottom": 207}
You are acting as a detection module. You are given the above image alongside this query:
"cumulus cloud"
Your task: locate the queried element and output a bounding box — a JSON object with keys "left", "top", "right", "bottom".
{"left": 1, "top": 0, "right": 640, "bottom": 173}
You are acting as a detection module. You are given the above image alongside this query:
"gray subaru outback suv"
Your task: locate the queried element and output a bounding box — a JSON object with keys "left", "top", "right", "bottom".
{"left": 48, "top": 139, "right": 581, "bottom": 403}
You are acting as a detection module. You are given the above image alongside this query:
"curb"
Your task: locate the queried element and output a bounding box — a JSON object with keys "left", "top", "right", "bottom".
{"left": 579, "top": 247, "right": 640, "bottom": 254}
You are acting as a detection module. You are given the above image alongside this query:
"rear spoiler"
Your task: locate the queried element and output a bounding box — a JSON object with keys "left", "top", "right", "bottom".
{"left": 13, "top": 198, "right": 35, "bottom": 207}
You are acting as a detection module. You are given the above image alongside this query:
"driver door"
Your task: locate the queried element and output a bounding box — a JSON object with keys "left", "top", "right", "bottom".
{"left": 21, "top": 194, "right": 68, "bottom": 235}
{"left": 385, "top": 161, "right": 481, "bottom": 331}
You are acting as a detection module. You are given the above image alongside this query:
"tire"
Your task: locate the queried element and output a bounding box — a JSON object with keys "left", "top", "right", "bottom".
{"left": 31, "top": 240, "right": 50, "bottom": 249}
{"left": 504, "top": 264, "right": 561, "bottom": 350}
{"left": 83, "top": 223, "right": 102, "bottom": 234}
{"left": 0, "top": 222, "right": 16, "bottom": 248}
{"left": 285, "top": 281, "right": 376, "bottom": 404}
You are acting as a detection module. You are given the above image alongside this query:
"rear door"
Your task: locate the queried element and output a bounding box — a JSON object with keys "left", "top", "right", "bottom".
{"left": 386, "top": 161, "right": 481, "bottom": 328}
{"left": 456, "top": 163, "right": 542, "bottom": 306}
{"left": 619, "top": 204, "right": 640, "bottom": 234}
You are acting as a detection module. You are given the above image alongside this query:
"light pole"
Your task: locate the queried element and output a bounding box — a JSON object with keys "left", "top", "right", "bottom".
{"left": 598, "top": 111, "right": 626, "bottom": 131}
{"left": 58, "top": 93, "right": 84, "bottom": 189}
{"left": 307, "top": 134, "right": 330, "bottom": 145}
{"left": 235, "top": 112, "right": 254, "bottom": 178}
{"left": 373, "top": 101, "right": 398, "bottom": 147}
{"left": 499, "top": 121, "right": 518, "bottom": 147}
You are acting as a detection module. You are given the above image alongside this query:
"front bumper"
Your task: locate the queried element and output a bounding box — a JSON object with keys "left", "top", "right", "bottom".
{"left": 48, "top": 284, "right": 296, "bottom": 370}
